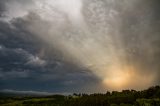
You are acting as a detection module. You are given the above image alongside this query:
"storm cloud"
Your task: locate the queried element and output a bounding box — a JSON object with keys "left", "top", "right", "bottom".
{"left": 0, "top": 0, "right": 160, "bottom": 92}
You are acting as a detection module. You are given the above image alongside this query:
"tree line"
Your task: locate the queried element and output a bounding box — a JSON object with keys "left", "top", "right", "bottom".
{"left": 0, "top": 85, "right": 160, "bottom": 106}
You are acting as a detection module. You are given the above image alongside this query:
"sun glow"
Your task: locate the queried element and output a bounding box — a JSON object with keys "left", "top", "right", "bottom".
{"left": 102, "top": 66, "right": 133, "bottom": 90}
{"left": 101, "top": 65, "right": 156, "bottom": 90}
{"left": 104, "top": 72, "right": 129, "bottom": 87}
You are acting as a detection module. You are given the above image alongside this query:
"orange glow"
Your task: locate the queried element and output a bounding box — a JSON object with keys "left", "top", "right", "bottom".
{"left": 103, "top": 72, "right": 130, "bottom": 88}
{"left": 101, "top": 65, "right": 155, "bottom": 90}
{"left": 102, "top": 66, "right": 133, "bottom": 90}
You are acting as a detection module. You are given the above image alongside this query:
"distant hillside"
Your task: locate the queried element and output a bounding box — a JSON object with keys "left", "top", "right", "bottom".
{"left": 0, "top": 85, "right": 160, "bottom": 106}
{"left": 0, "top": 90, "right": 53, "bottom": 97}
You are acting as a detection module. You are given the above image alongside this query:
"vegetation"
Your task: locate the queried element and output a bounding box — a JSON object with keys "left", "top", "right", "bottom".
{"left": 0, "top": 86, "right": 160, "bottom": 106}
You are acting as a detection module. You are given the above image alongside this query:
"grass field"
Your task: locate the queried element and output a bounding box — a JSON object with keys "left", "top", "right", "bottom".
{"left": 0, "top": 86, "right": 160, "bottom": 106}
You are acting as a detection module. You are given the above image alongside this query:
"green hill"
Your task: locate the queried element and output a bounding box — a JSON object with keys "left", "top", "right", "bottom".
{"left": 0, "top": 86, "right": 160, "bottom": 106}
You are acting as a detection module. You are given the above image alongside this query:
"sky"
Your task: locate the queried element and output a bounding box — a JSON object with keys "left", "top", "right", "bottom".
{"left": 0, "top": 0, "right": 160, "bottom": 94}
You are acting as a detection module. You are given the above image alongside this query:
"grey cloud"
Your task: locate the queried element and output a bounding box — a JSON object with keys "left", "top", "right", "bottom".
{"left": 0, "top": 70, "right": 29, "bottom": 79}
{"left": 26, "top": 56, "right": 46, "bottom": 67}
{"left": 0, "top": 0, "right": 160, "bottom": 92}
{"left": 83, "top": 0, "right": 160, "bottom": 85}
{"left": 0, "top": 17, "right": 100, "bottom": 92}
{"left": 0, "top": 0, "right": 35, "bottom": 21}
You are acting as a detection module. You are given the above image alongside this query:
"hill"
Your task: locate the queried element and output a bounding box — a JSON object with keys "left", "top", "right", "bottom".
{"left": 0, "top": 85, "right": 160, "bottom": 106}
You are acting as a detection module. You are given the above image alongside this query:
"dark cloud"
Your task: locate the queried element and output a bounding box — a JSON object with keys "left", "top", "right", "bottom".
{"left": 0, "top": 18, "right": 101, "bottom": 93}
{"left": 0, "top": 2, "right": 5, "bottom": 17}
{"left": 0, "top": 0, "right": 160, "bottom": 92}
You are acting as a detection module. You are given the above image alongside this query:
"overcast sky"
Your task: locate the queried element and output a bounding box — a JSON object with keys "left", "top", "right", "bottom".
{"left": 0, "top": 0, "right": 160, "bottom": 93}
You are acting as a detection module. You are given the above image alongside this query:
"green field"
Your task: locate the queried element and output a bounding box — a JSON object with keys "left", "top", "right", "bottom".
{"left": 1, "top": 86, "right": 160, "bottom": 106}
